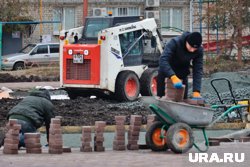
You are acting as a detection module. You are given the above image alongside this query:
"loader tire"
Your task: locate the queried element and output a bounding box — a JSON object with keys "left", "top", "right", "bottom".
{"left": 115, "top": 71, "right": 140, "bottom": 101}
{"left": 146, "top": 121, "right": 168, "bottom": 151}
{"left": 140, "top": 68, "right": 158, "bottom": 96}
{"left": 166, "top": 123, "right": 194, "bottom": 154}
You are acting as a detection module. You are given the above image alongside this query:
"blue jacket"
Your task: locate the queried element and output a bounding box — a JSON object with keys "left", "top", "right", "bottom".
{"left": 159, "top": 32, "right": 204, "bottom": 92}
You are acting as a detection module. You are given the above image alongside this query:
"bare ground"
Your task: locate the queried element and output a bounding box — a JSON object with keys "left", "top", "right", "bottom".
{"left": 0, "top": 96, "right": 149, "bottom": 144}
{"left": 0, "top": 97, "right": 149, "bottom": 128}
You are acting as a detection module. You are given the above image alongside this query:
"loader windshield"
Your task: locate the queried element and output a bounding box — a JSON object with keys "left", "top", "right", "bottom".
{"left": 84, "top": 19, "right": 110, "bottom": 38}
{"left": 119, "top": 30, "right": 143, "bottom": 66}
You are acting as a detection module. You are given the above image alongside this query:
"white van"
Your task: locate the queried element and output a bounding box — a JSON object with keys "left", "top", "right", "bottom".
{"left": 1, "top": 43, "right": 59, "bottom": 70}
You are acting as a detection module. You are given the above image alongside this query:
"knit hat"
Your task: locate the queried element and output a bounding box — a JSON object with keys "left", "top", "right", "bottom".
{"left": 186, "top": 32, "right": 202, "bottom": 48}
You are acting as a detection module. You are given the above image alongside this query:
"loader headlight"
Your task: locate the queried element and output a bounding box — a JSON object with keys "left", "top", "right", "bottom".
{"left": 84, "top": 50, "right": 89, "bottom": 56}
{"left": 68, "top": 49, "right": 73, "bottom": 55}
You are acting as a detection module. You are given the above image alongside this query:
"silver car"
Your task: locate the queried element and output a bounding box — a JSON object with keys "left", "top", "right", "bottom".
{"left": 1, "top": 43, "right": 59, "bottom": 70}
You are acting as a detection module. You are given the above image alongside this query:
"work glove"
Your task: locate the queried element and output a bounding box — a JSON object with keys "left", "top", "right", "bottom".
{"left": 192, "top": 91, "right": 203, "bottom": 100}
{"left": 170, "top": 75, "right": 183, "bottom": 89}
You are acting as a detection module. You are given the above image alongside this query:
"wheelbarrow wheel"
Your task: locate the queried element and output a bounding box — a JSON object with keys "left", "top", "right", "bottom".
{"left": 146, "top": 121, "right": 168, "bottom": 151}
{"left": 166, "top": 123, "right": 194, "bottom": 154}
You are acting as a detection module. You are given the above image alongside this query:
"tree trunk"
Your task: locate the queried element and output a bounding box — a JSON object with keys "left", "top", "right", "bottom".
{"left": 237, "top": 29, "right": 243, "bottom": 64}
{"left": 236, "top": 1, "right": 243, "bottom": 64}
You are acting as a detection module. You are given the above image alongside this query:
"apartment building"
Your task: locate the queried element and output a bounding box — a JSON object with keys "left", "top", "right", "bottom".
{"left": 2, "top": 0, "right": 205, "bottom": 54}
{"left": 25, "top": 0, "right": 191, "bottom": 45}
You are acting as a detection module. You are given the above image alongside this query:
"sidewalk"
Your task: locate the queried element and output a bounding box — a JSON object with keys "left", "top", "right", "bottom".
{"left": 0, "top": 82, "right": 60, "bottom": 90}
{"left": 0, "top": 142, "right": 250, "bottom": 167}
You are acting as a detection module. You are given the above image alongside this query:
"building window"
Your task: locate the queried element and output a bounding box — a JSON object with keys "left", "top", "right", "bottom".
{"left": 53, "top": 9, "right": 61, "bottom": 35}
{"left": 107, "top": 7, "right": 140, "bottom": 16}
{"left": 53, "top": 7, "right": 76, "bottom": 35}
{"left": 118, "top": 8, "right": 128, "bottom": 16}
{"left": 161, "top": 8, "right": 183, "bottom": 34}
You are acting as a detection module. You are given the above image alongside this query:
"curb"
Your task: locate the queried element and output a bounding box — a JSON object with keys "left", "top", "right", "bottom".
{"left": 39, "top": 125, "right": 146, "bottom": 133}
{"left": 38, "top": 123, "right": 247, "bottom": 134}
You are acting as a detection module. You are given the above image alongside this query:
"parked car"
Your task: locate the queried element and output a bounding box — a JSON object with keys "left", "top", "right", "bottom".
{"left": 1, "top": 43, "right": 59, "bottom": 70}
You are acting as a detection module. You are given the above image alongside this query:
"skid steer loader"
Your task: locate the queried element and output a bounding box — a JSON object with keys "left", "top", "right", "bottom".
{"left": 60, "top": 18, "right": 163, "bottom": 101}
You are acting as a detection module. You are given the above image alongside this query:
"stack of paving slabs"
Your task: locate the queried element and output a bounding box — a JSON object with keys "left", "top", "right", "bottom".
{"left": 24, "top": 133, "right": 42, "bottom": 154}
{"left": 127, "top": 115, "right": 142, "bottom": 150}
{"left": 94, "top": 121, "right": 106, "bottom": 152}
{"left": 113, "top": 116, "right": 126, "bottom": 151}
{"left": 80, "top": 126, "right": 92, "bottom": 152}
{"left": 54, "top": 116, "right": 71, "bottom": 153}
{"left": 165, "top": 79, "right": 185, "bottom": 102}
{"left": 3, "top": 119, "right": 21, "bottom": 154}
{"left": 49, "top": 118, "right": 63, "bottom": 154}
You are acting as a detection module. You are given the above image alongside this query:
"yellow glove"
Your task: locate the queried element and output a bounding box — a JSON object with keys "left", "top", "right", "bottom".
{"left": 170, "top": 75, "right": 183, "bottom": 89}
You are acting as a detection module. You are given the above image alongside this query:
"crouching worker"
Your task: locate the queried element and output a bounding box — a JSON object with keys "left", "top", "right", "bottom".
{"left": 7, "top": 89, "right": 55, "bottom": 148}
{"left": 157, "top": 32, "right": 204, "bottom": 99}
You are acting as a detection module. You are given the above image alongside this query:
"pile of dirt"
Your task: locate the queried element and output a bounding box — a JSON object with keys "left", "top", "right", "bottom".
{"left": 0, "top": 73, "right": 59, "bottom": 82}
{"left": 0, "top": 97, "right": 149, "bottom": 128}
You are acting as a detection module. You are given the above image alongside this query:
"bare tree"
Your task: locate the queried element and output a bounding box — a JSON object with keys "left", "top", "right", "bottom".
{"left": 206, "top": 0, "right": 250, "bottom": 63}
{"left": 0, "top": 0, "right": 32, "bottom": 32}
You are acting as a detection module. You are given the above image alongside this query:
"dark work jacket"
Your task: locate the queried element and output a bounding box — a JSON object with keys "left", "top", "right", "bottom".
{"left": 159, "top": 32, "right": 204, "bottom": 92}
{"left": 7, "top": 90, "right": 55, "bottom": 131}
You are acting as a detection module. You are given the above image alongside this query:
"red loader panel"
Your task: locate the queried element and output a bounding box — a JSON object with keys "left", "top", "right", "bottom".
{"left": 63, "top": 44, "right": 100, "bottom": 85}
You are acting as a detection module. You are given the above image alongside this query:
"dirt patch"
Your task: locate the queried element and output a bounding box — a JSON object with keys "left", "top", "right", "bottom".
{"left": 0, "top": 97, "right": 149, "bottom": 128}
{"left": 0, "top": 67, "right": 59, "bottom": 82}
{"left": 0, "top": 96, "right": 149, "bottom": 144}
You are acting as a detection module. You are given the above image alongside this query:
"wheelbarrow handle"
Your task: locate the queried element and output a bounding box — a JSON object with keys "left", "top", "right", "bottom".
{"left": 211, "top": 104, "right": 248, "bottom": 109}
{"left": 210, "top": 78, "right": 236, "bottom": 104}
{"left": 211, "top": 104, "right": 234, "bottom": 108}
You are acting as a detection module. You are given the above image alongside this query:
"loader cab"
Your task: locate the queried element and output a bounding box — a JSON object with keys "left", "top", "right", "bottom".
{"left": 79, "top": 16, "right": 143, "bottom": 44}
{"left": 119, "top": 30, "right": 144, "bottom": 66}
{"left": 119, "top": 29, "right": 162, "bottom": 68}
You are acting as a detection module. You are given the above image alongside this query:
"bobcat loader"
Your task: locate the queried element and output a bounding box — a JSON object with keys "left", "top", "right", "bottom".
{"left": 60, "top": 18, "right": 163, "bottom": 101}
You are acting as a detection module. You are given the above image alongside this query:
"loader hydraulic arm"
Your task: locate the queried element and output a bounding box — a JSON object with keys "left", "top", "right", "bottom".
{"left": 123, "top": 32, "right": 147, "bottom": 59}
{"left": 137, "top": 19, "right": 163, "bottom": 54}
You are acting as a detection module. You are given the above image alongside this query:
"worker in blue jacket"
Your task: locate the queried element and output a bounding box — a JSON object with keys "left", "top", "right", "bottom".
{"left": 157, "top": 32, "right": 204, "bottom": 99}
